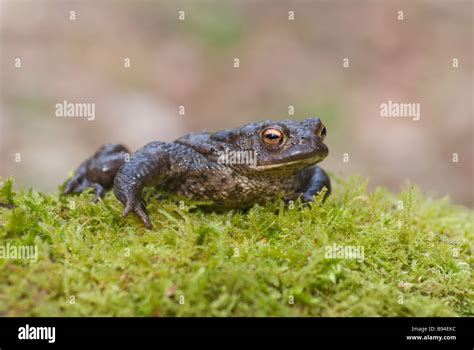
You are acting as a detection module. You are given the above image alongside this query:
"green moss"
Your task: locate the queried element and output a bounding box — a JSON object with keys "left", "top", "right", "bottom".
{"left": 0, "top": 176, "right": 472, "bottom": 316}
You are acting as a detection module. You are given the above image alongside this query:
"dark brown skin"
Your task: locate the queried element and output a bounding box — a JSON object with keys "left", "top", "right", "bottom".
{"left": 63, "top": 118, "right": 331, "bottom": 229}
{"left": 63, "top": 144, "right": 129, "bottom": 202}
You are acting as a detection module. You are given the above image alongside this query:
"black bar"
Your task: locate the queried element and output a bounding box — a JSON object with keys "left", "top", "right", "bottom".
{"left": 0, "top": 317, "right": 471, "bottom": 346}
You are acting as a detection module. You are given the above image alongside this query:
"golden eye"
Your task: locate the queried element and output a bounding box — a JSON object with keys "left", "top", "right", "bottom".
{"left": 262, "top": 128, "right": 284, "bottom": 146}
{"left": 320, "top": 126, "right": 327, "bottom": 141}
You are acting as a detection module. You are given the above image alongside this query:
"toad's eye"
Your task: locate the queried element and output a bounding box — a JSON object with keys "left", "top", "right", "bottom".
{"left": 262, "top": 128, "right": 284, "bottom": 146}
{"left": 320, "top": 126, "right": 327, "bottom": 141}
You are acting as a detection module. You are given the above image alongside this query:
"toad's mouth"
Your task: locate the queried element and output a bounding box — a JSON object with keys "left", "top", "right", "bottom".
{"left": 251, "top": 154, "right": 326, "bottom": 171}
{"left": 250, "top": 142, "right": 329, "bottom": 171}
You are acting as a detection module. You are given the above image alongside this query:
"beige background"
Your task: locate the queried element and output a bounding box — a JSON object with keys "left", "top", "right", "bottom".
{"left": 1, "top": 0, "right": 472, "bottom": 206}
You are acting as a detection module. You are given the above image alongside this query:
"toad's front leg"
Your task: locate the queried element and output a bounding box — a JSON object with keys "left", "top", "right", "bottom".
{"left": 113, "top": 141, "right": 183, "bottom": 229}
{"left": 297, "top": 165, "right": 331, "bottom": 202}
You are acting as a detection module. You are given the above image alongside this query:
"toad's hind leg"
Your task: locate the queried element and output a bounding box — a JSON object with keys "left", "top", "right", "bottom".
{"left": 63, "top": 144, "right": 129, "bottom": 201}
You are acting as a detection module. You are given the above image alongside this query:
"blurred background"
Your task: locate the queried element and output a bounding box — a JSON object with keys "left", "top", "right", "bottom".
{"left": 1, "top": 0, "right": 472, "bottom": 206}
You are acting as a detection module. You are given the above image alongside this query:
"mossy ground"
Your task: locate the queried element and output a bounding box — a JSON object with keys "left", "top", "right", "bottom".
{"left": 0, "top": 176, "right": 472, "bottom": 316}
